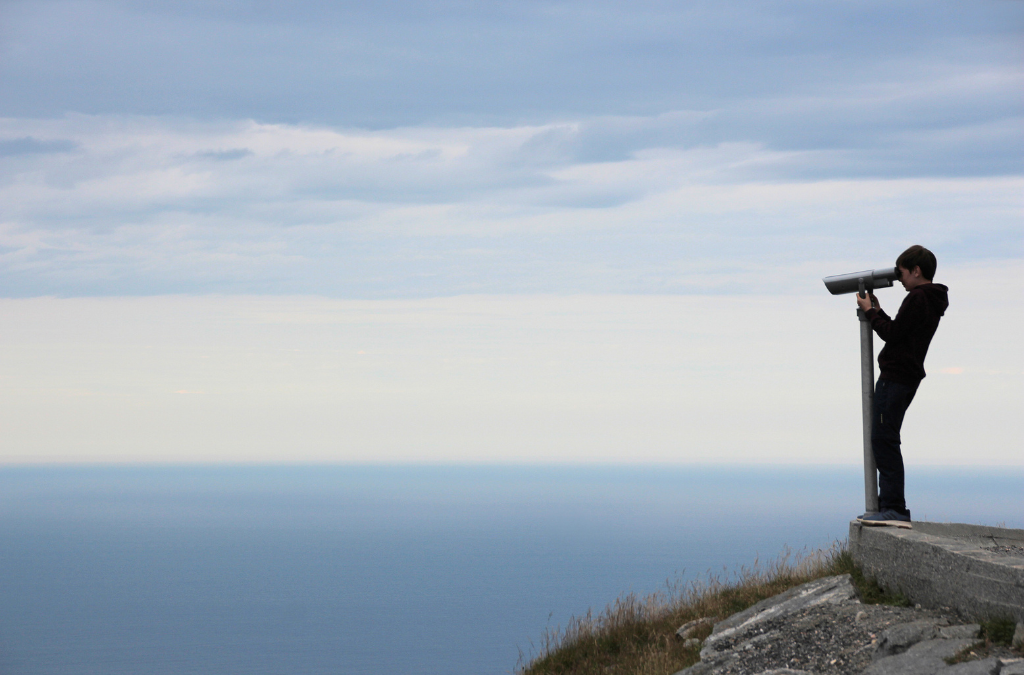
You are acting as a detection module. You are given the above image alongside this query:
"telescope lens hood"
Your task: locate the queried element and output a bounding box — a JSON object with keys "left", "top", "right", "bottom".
{"left": 822, "top": 267, "right": 899, "bottom": 295}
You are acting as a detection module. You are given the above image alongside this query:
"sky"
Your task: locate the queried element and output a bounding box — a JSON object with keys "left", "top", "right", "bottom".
{"left": 0, "top": 0, "right": 1021, "bottom": 464}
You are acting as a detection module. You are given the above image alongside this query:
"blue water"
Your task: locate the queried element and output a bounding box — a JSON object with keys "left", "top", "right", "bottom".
{"left": 0, "top": 464, "right": 1020, "bottom": 675}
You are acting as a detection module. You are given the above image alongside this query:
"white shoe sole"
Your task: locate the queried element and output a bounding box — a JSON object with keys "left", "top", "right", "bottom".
{"left": 857, "top": 518, "right": 912, "bottom": 529}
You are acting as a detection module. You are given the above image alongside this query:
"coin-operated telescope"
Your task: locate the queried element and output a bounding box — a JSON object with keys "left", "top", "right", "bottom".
{"left": 823, "top": 267, "right": 900, "bottom": 298}
{"left": 822, "top": 266, "right": 900, "bottom": 515}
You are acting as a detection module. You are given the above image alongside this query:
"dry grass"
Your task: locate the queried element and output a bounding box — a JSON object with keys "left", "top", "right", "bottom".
{"left": 516, "top": 543, "right": 860, "bottom": 675}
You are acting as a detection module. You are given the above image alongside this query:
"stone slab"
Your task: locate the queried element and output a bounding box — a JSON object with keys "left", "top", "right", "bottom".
{"left": 873, "top": 619, "right": 942, "bottom": 658}
{"left": 943, "top": 657, "right": 1000, "bottom": 674}
{"left": 702, "top": 575, "right": 856, "bottom": 655}
{"left": 849, "top": 521, "right": 1024, "bottom": 623}
{"left": 861, "top": 638, "right": 976, "bottom": 675}
{"left": 1002, "top": 660, "right": 1024, "bottom": 675}
{"left": 673, "top": 573, "right": 1006, "bottom": 675}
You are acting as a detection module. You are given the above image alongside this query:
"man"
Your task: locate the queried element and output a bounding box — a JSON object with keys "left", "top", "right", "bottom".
{"left": 856, "top": 245, "right": 949, "bottom": 526}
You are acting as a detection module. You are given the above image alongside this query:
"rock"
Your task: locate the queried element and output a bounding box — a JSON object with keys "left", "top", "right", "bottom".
{"left": 677, "top": 617, "right": 716, "bottom": 640}
{"left": 683, "top": 638, "right": 702, "bottom": 650}
{"left": 703, "top": 574, "right": 857, "bottom": 652}
{"left": 861, "top": 638, "right": 977, "bottom": 675}
{"left": 1013, "top": 622, "right": 1024, "bottom": 650}
{"left": 943, "top": 657, "right": 1001, "bottom": 674}
{"left": 1001, "top": 659, "right": 1024, "bottom": 675}
{"left": 677, "top": 574, "right": 1012, "bottom": 675}
{"left": 938, "top": 624, "right": 981, "bottom": 640}
{"left": 873, "top": 620, "right": 941, "bottom": 659}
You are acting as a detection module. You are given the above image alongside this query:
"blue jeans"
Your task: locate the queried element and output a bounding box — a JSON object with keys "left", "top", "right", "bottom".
{"left": 871, "top": 378, "right": 918, "bottom": 517}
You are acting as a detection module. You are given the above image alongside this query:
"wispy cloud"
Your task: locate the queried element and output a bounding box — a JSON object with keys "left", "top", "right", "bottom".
{"left": 0, "top": 136, "right": 78, "bottom": 156}
{"left": 0, "top": 1, "right": 1020, "bottom": 297}
{"left": 3, "top": 1, "right": 1020, "bottom": 127}
{"left": 0, "top": 114, "right": 1019, "bottom": 296}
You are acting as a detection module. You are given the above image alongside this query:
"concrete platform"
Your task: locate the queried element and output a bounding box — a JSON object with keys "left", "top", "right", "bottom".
{"left": 849, "top": 520, "right": 1024, "bottom": 622}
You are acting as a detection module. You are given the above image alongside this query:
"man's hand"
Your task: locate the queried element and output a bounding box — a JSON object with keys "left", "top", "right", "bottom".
{"left": 856, "top": 293, "right": 879, "bottom": 312}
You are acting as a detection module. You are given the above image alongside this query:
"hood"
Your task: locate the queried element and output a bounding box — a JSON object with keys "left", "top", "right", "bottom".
{"left": 919, "top": 282, "right": 949, "bottom": 317}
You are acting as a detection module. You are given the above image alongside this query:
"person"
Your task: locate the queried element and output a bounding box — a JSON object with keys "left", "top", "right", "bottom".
{"left": 855, "top": 245, "right": 949, "bottom": 526}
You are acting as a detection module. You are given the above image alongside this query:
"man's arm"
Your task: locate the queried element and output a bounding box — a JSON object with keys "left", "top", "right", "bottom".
{"left": 865, "top": 291, "right": 924, "bottom": 343}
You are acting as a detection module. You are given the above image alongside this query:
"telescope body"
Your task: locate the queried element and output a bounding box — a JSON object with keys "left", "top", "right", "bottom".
{"left": 822, "top": 267, "right": 899, "bottom": 296}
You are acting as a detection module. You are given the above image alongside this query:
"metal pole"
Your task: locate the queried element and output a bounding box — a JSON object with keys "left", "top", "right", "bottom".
{"left": 858, "top": 306, "right": 879, "bottom": 514}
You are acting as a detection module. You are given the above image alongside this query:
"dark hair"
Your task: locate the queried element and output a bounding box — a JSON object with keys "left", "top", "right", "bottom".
{"left": 896, "top": 245, "right": 936, "bottom": 281}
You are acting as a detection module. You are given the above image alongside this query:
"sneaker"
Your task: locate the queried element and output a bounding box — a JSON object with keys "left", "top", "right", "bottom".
{"left": 857, "top": 510, "right": 912, "bottom": 529}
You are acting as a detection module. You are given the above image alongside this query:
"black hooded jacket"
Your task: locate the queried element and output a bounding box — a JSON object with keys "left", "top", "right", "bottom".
{"left": 865, "top": 282, "right": 949, "bottom": 386}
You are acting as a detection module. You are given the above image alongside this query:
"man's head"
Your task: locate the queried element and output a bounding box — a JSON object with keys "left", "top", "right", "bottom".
{"left": 895, "top": 245, "right": 936, "bottom": 290}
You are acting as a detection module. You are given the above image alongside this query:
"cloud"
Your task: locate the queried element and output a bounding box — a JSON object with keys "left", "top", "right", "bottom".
{"left": 193, "top": 149, "right": 253, "bottom": 161}
{"left": 1, "top": 1, "right": 1020, "bottom": 128}
{"left": 0, "top": 1, "right": 1020, "bottom": 297}
{"left": 0, "top": 136, "right": 77, "bottom": 156}
{"left": 0, "top": 114, "right": 1020, "bottom": 297}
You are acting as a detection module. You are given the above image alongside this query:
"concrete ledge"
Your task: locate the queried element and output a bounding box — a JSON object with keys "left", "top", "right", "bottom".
{"left": 849, "top": 521, "right": 1024, "bottom": 622}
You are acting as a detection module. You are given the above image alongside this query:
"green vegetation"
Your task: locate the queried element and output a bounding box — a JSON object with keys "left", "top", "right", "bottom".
{"left": 516, "top": 543, "right": 912, "bottom": 675}
{"left": 980, "top": 617, "right": 1018, "bottom": 647}
{"left": 945, "top": 618, "right": 1020, "bottom": 665}
{"left": 844, "top": 562, "right": 912, "bottom": 607}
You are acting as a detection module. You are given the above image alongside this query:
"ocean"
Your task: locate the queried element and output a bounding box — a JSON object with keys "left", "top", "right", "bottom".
{"left": 0, "top": 464, "right": 1020, "bottom": 675}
